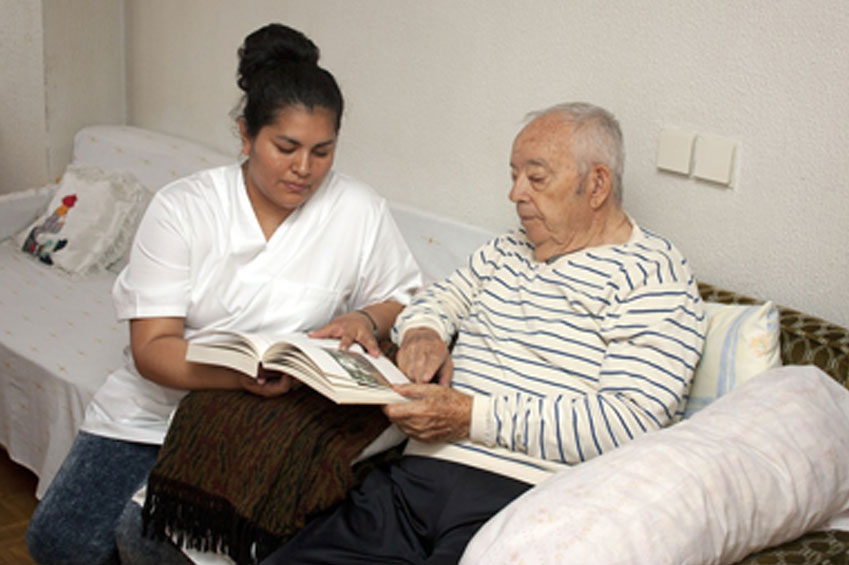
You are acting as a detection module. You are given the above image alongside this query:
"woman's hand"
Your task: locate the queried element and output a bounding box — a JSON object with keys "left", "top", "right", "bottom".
{"left": 396, "top": 327, "right": 453, "bottom": 385}
{"left": 309, "top": 310, "right": 381, "bottom": 356}
{"left": 238, "top": 367, "right": 299, "bottom": 397}
{"left": 310, "top": 301, "right": 404, "bottom": 357}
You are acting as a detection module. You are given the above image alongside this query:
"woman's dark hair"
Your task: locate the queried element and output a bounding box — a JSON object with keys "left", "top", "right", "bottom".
{"left": 236, "top": 23, "right": 344, "bottom": 137}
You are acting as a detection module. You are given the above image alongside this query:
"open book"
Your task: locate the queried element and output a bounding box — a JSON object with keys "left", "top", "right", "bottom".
{"left": 186, "top": 330, "right": 408, "bottom": 404}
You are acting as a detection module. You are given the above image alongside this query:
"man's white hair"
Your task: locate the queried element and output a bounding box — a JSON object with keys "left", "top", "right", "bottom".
{"left": 526, "top": 102, "right": 625, "bottom": 205}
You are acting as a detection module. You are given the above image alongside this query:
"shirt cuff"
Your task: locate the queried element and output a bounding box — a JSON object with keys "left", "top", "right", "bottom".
{"left": 469, "top": 394, "right": 496, "bottom": 447}
{"left": 393, "top": 320, "right": 450, "bottom": 346}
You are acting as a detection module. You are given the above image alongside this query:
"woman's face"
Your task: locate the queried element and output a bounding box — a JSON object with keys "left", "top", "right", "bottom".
{"left": 240, "top": 105, "right": 337, "bottom": 222}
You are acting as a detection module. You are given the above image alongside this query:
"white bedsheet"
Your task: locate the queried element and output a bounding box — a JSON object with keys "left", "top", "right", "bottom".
{"left": 0, "top": 125, "right": 234, "bottom": 498}
{"left": 0, "top": 241, "right": 125, "bottom": 497}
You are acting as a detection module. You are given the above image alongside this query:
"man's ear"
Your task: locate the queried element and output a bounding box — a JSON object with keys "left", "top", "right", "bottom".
{"left": 587, "top": 164, "right": 613, "bottom": 209}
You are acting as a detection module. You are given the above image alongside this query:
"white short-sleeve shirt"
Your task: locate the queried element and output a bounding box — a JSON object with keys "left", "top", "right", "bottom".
{"left": 81, "top": 164, "right": 422, "bottom": 444}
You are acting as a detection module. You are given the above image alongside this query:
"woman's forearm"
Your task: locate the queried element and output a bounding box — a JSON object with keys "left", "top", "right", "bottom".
{"left": 130, "top": 317, "right": 243, "bottom": 390}
{"left": 356, "top": 300, "right": 404, "bottom": 341}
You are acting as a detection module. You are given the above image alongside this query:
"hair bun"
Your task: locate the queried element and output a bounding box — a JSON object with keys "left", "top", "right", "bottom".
{"left": 237, "top": 23, "right": 319, "bottom": 92}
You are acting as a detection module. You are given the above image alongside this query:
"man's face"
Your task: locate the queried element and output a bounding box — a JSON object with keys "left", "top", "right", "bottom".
{"left": 509, "top": 115, "right": 590, "bottom": 262}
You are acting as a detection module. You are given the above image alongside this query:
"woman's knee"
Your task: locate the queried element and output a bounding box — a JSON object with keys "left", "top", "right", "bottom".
{"left": 114, "top": 500, "right": 144, "bottom": 558}
{"left": 26, "top": 503, "right": 118, "bottom": 565}
{"left": 25, "top": 432, "right": 159, "bottom": 564}
{"left": 115, "top": 499, "right": 192, "bottom": 565}
{"left": 25, "top": 507, "right": 57, "bottom": 563}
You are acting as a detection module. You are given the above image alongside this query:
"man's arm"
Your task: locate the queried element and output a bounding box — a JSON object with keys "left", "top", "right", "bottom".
{"left": 476, "top": 284, "right": 706, "bottom": 464}
{"left": 385, "top": 328, "right": 468, "bottom": 440}
{"left": 391, "top": 240, "right": 496, "bottom": 382}
{"left": 385, "top": 280, "right": 705, "bottom": 461}
{"left": 383, "top": 243, "right": 497, "bottom": 435}
{"left": 392, "top": 243, "right": 495, "bottom": 350}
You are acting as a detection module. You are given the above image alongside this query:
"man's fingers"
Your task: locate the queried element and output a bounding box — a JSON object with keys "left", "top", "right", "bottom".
{"left": 390, "top": 383, "right": 433, "bottom": 399}
{"left": 436, "top": 357, "right": 454, "bottom": 387}
{"left": 398, "top": 349, "right": 441, "bottom": 383}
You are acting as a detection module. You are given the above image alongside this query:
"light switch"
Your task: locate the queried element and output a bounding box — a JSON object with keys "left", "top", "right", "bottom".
{"left": 656, "top": 127, "right": 694, "bottom": 175}
{"left": 692, "top": 134, "right": 736, "bottom": 186}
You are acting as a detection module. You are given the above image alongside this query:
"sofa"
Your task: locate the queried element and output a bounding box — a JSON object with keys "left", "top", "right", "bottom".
{"left": 1, "top": 125, "right": 847, "bottom": 564}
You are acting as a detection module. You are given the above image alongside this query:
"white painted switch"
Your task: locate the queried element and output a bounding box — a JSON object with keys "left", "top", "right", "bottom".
{"left": 692, "top": 134, "right": 736, "bottom": 186}
{"left": 656, "top": 127, "right": 694, "bottom": 175}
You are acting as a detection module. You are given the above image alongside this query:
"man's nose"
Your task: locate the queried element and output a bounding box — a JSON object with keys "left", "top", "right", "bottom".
{"left": 509, "top": 177, "right": 527, "bottom": 202}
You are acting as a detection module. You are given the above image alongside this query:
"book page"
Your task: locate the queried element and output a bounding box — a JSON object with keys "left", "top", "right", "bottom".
{"left": 185, "top": 330, "right": 271, "bottom": 376}
{"left": 266, "top": 334, "right": 408, "bottom": 387}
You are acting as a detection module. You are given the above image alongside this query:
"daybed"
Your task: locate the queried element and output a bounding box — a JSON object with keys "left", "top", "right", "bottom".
{"left": 1, "top": 125, "right": 847, "bottom": 564}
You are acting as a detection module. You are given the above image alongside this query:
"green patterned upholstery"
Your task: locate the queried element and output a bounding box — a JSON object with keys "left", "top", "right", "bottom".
{"left": 739, "top": 530, "right": 849, "bottom": 565}
{"left": 699, "top": 282, "right": 849, "bottom": 563}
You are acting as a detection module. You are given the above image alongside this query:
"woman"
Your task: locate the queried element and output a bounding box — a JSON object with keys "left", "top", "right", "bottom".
{"left": 26, "top": 23, "right": 421, "bottom": 565}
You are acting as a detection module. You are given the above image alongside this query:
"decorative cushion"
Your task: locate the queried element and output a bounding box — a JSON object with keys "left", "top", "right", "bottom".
{"left": 697, "top": 281, "right": 849, "bottom": 386}
{"left": 14, "top": 164, "right": 151, "bottom": 277}
{"left": 460, "top": 366, "right": 849, "bottom": 565}
{"left": 684, "top": 300, "right": 781, "bottom": 417}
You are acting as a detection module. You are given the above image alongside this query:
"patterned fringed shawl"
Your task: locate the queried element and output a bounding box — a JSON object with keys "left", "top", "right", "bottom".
{"left": 142, "top": 387, "right": 390, "bottom": 564}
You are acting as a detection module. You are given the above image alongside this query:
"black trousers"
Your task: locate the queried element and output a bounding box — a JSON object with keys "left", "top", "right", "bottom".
{"left": 261, "top": 455, "right": 532, "bottom": 565}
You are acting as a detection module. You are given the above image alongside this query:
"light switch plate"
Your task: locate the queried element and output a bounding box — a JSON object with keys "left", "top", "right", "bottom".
{"left": 693, "top": 134, "right": 736, "bottom": 186}
{"left": 656, "top": 127, "right": 694, "bottom": 175}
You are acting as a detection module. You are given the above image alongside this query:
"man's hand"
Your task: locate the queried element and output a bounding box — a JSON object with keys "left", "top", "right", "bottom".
{"left": 397, "top": 327, "right": 453, "bottom": 384}
{"left": 383, "top": 383, "right": 472, "bottom": 443}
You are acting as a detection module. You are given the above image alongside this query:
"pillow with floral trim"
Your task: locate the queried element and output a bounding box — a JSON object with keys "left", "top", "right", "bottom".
{"left": 15, "top": 164, "right": 151, "bottom": 277}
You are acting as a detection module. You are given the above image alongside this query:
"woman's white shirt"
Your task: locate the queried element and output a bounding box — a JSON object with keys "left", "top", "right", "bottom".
{"left": 81, "top": 163, "right": 422, "bottom": 444}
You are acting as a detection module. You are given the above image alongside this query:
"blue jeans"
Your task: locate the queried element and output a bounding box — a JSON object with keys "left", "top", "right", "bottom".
{"left": 26, "top": 431, "right": 159, "bottom": 565}
{"left": 115, "top": 497, "right": 192, "bottom": 565}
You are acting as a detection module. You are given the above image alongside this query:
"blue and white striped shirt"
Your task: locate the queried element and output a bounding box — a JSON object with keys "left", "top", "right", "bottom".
{"left": 394, "top": 223, "right": 707, "bottom": 484}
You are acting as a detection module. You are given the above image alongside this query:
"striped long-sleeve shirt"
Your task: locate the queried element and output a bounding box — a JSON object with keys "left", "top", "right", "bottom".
{"left": 393, "top": 223, "right": 707, "bottom": 484}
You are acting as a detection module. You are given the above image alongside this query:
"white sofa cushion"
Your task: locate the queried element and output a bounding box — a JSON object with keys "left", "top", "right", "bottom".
{"left": 461, "top": 365, "right": 849, "bottom": 565}
{"left": 71, "top": 124, "right": 233, "bottom": 192}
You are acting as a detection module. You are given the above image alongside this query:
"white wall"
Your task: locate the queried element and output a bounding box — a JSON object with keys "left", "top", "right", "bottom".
{"left": 122, "top": 1, "right": 849, "bottom": 329}
{"left": 42, "top": 0, "right": 126, "bottom": 181}
{"left": 1, "top": 0, "right": 49, "bottom": 192}
{"left": 0, "top": 0, "right": 125, "bottom": 195}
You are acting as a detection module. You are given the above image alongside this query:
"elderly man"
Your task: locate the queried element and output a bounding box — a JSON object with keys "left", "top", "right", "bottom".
{"left": 263, "top": 102, "right": 707, "bottom": 564}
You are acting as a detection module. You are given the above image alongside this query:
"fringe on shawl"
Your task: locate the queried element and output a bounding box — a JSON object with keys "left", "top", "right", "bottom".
{"left": 141, "top": 388, "right": 391, "bottom": 564}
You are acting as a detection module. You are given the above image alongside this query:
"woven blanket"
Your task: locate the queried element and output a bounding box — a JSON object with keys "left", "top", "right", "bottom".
{"left": 142, "top": 387, "right": 390, "bottom": 564}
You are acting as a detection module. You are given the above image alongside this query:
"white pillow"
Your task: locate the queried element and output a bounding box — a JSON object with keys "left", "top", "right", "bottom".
{"left": 15, "top": 164, "right": 151, "bottom": 277}
{"left": 684, "top": 300, "right": 781, "bottom": 417}
{"left": 461, "top": 365, "right": 849, "bottom": 565}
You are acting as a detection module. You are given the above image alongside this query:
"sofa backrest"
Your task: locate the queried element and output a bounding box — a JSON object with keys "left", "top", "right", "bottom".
{"left": 390, "top": 202, "right": 495, "bottom": 284}
{"left": 70, "top": 125, "right": 491, "bottom": 282}
{"left": 72, "top": 125, "right": 235, "bottom": 192}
